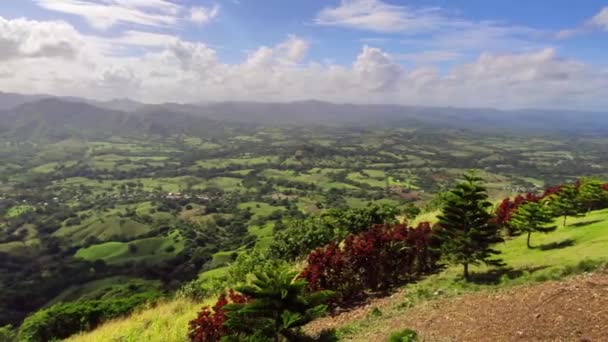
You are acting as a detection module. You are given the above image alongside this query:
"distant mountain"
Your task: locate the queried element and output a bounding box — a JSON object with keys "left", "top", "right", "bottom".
{"left": 0, "top": 98, "right": 228, "bottom": 141}
{"left": 187, "top": 100, "right": 608, "bottom": 134}
{"left": 0, "top": 92, "right": 51, "bottom": 111}
{"left": 0, "top": 92, "right": 606, "bottom": 137}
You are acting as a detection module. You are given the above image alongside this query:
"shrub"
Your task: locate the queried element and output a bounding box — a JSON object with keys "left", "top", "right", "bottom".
{"left": 222, "top": 267, "right": 333, "bottom": 341}
{"left": 188, "top": 290, "right": 249, "bottom": 342}
{"left": 0, "top": 325, "right": 16, "bottom": 342}
{"left": 300, "top": 222, "right": 439, "bottom": 302}
{"left": 387, "top": 328, "right": 419, "bottom": 342}
{"left": 18, "top": 292, "right": 160, "bottom": 342}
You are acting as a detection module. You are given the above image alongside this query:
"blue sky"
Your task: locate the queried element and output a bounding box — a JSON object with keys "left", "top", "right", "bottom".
{"left": 0, "top": 1, "right": 607, "bottom": 109}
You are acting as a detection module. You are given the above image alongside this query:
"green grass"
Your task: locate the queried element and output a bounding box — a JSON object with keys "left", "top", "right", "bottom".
{"left": 347, "top": 171, "right": 387, "bottom": 188}
{"left": 5, "top": 204, "right": 35, "bottom": 218}
{"left": 337, "top": 209, "right": 608, "bottom": 339}
{"left": 55, "top": 216, "right": 152, "bottom": 244}
{"left": 47, "top": 276, "right": 161, "bottom": 305}
{"left": 75, "top": 231, "right": 185, "bottom": 265}
{"left": 238, "top": 202, "right": 285, "bottom": 219}
{"left": 196, "top": 156, "right": 279, "bottom": 168}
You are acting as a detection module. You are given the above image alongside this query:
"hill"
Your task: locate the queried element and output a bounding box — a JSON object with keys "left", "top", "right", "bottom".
{"left": 1, "top": 92, "right": 608, "bottom": 136}
{"left": 0, "top": 98, "right": 230, "bottom": 140}
{"left": 66, "top": 208, "right": 608, "bottom": 341}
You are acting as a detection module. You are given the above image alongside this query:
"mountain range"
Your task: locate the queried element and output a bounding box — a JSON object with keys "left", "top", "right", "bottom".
{"left": 1, "top": 91, "right": 606, "bottom": 141}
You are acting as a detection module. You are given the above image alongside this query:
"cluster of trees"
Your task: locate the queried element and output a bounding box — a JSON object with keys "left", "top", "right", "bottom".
{"left": 495, "top": 178, "right": 608, "bottom": 248}
{"left": 268, "top": 204, "right": 400, "bottom": 261}
{"left": 17, "top": 292, "right": 160, "bottom": 342}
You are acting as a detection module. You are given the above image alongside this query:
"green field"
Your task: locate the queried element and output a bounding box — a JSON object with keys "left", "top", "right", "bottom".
{"left": 75, "top": 231, "right": 185, "bottom": 265}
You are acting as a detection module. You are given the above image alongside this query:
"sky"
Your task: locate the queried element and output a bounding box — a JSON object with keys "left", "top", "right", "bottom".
{"left": 0, "top": 0, "right": 607, "bottom": 110}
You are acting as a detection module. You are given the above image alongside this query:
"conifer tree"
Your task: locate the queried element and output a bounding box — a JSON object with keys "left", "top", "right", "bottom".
{"left": 510, "top": 201, "right": 556, "bottom": 248}
{"left": 435, "top": 171, "right": 503, "bottom": 280}
{"left": 549, "top": 184, "right": 583, "bottom": 226}
{"left": 577, "top": 178, "right": 608, "bottom": 213}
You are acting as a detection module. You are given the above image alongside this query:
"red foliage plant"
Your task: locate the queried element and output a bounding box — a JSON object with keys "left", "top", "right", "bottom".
{"left": 188, "top": 290, "right": 249, "bottom": 342}
{"left": 299, "top": 222, "right": 439, "bottom": 303}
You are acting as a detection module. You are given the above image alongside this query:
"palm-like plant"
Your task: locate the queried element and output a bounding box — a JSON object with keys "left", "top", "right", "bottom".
{"left": 222, "top": 266, "right": 333, "bottom": 341}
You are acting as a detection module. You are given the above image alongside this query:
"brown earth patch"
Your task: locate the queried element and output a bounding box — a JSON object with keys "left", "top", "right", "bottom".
{"left": 306, "top": 270, "right": 608, "bottom": 341}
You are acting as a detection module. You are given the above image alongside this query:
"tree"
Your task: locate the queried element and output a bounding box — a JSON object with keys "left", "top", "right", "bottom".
{"left": 577, "top": 178, "right": 608, "bottom": 213}
{"left": 435, "top": 172, "right": 503, "bottom": 281}
{"left": 222, "top": 267, "right": 333, "bottom": 341}
{"left": 549, "top": 184, "right": 582, "bottom": 226}
{"left": 509, "top": 201, "right": 557, "bottom": 248}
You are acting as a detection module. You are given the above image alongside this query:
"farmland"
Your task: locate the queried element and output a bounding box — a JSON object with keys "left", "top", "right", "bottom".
{"left": 1, "top": 123, "right": 608, "bottom": 330}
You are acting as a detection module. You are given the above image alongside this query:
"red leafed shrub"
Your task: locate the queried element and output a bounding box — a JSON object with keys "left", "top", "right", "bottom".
{"left": 188, "top": 290, "right": 249, "bottom": 342}
{"left": 300, "top": 222, "right": 439, "bottom": 303}
{"left": 602, "top": 183, "right": 608, "bottom": 191}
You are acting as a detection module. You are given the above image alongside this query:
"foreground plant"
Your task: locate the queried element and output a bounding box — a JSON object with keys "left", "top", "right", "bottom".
{"left": 222, "top": 266, "right": 333, "bottom": 341}
{"left": 188, "top": 290, "right": 249, "bottom": 342}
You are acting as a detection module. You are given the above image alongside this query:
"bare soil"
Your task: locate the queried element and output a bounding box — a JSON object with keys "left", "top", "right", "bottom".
{"left": 306, "top": 270, "right": 608, "bottom": 341}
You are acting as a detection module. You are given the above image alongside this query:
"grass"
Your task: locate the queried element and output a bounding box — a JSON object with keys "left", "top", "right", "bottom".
{"left": 238, "top": 202, "right": 285, "bottom": 219}
{"left": 66, "top": 298, "right": 202, "bottom": 342}
{"left": 48, "top": 277, "right": 162, "bottom": 305}
{"left": 336, "top": 209, "right": 608, "bottom": 339}
{"left": 5, "top": 204, "right": 35, "bottom": 218}
{"left": 75, "top": 231, "right": 185, "bottom": 265}
{"left": 59, "top": 208, "right": 608, "bottom": 342}
{"left": 55, "top": 216, "right": 152, "bottom": 244}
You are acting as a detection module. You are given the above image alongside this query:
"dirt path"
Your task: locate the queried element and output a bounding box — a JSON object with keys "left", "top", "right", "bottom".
{"left": 307, "top": 270, "right": 608, "bottom": 341}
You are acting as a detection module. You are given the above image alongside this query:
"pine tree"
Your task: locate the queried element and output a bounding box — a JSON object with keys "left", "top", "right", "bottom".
{"left": 222, "top": 266, "right": 333, "bottom": 341}
{"left": 577, "top": 178, "right": 608, "bottom": 213}
{"left": 435, "top": 171, "right": 503, "bottom": 281}
{"left": 549, "top": 184, "right": 583, "bottom": 226}
{"left": 510, "top": 201, "right": 557, "bottom": 248}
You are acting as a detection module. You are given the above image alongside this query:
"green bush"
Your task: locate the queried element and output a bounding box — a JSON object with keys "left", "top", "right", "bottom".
{"left": 18, "top": 292, "right": 160, "bottom": 342}
{"left": 387, "top": 328, "right": 419, "bottom": 342}
{"left": 0, "top": 325, "right": 17, "bottom": 342}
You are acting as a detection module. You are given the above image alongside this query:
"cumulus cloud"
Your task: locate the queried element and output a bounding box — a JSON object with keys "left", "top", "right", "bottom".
{"left": 190, "top": 5, "right": 220, "bottom": 24}
{"left": 589, "top": 7, "right": 608, "bottom": 30}
{"left": 0, "top": 16, "right": 607, "bottom": 110}
{"left": 276, "top": 35, "right": 310, "bottom": 63}
{"left": 0, "top": 17, "right": 81, "bottom": 60}
{"left": 353, "top": 46, "right": 402, "bottom": 91}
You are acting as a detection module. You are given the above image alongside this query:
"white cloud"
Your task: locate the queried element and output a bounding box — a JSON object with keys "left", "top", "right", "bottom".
{"left": 315, "top": 0, "right": 445, "bottom": 33}
{"left": 353, "top": 46, "right": 402, "bottom": 91}
{"left": 34, "top": 0, "right": 181, "bottom": 29}
{"left": 0, "top": 17, "right": 82, "bottom": 60}
{"left": 589, "top": 7, "right": 608, "bottom": 30}
{"left": 276, "top": 35, "right": 309, "bottom": 63}
{"left": 397, "top": 50, "right": 462, "bottom": 64}
{"left": 1, "top": 16, "right": 607, "bottom": 110}
{"left": 556, "top": 6, "right": 608, "bottom": 38}
{"left": 190, "top": 5, "right": 220, "bottom": 25}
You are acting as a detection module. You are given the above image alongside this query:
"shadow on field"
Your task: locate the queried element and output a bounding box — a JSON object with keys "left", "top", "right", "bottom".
{"left": 537, "top": 239, "right": 575, "bottom": 251}
{"left": 468, "top": 265, "right": 549, "bottom": 285}
{"left": 569, "top": 219, "right": 603, "bottom": 228}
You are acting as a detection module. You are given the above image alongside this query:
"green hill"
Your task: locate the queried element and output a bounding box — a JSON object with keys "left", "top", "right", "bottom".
{"left": 66, "top": 208, "right": 608, "bottom": 342}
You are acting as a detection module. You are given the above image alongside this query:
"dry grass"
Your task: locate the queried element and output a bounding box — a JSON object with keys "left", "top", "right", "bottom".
{"left": 66, "top": 298, "right": 206, "bottom": 342}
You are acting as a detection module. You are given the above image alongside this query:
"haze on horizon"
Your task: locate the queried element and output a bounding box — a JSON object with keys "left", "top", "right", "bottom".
{"left": 1, "top": 0, "right": 607, "bottom": 110}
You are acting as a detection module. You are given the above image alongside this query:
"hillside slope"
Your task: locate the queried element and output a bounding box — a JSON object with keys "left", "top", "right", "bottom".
{"left": 319, "top": 270, "right": 608, "bottom": 341}
{"left": 67, "top": 209, "right": 608, "bottom": 342}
